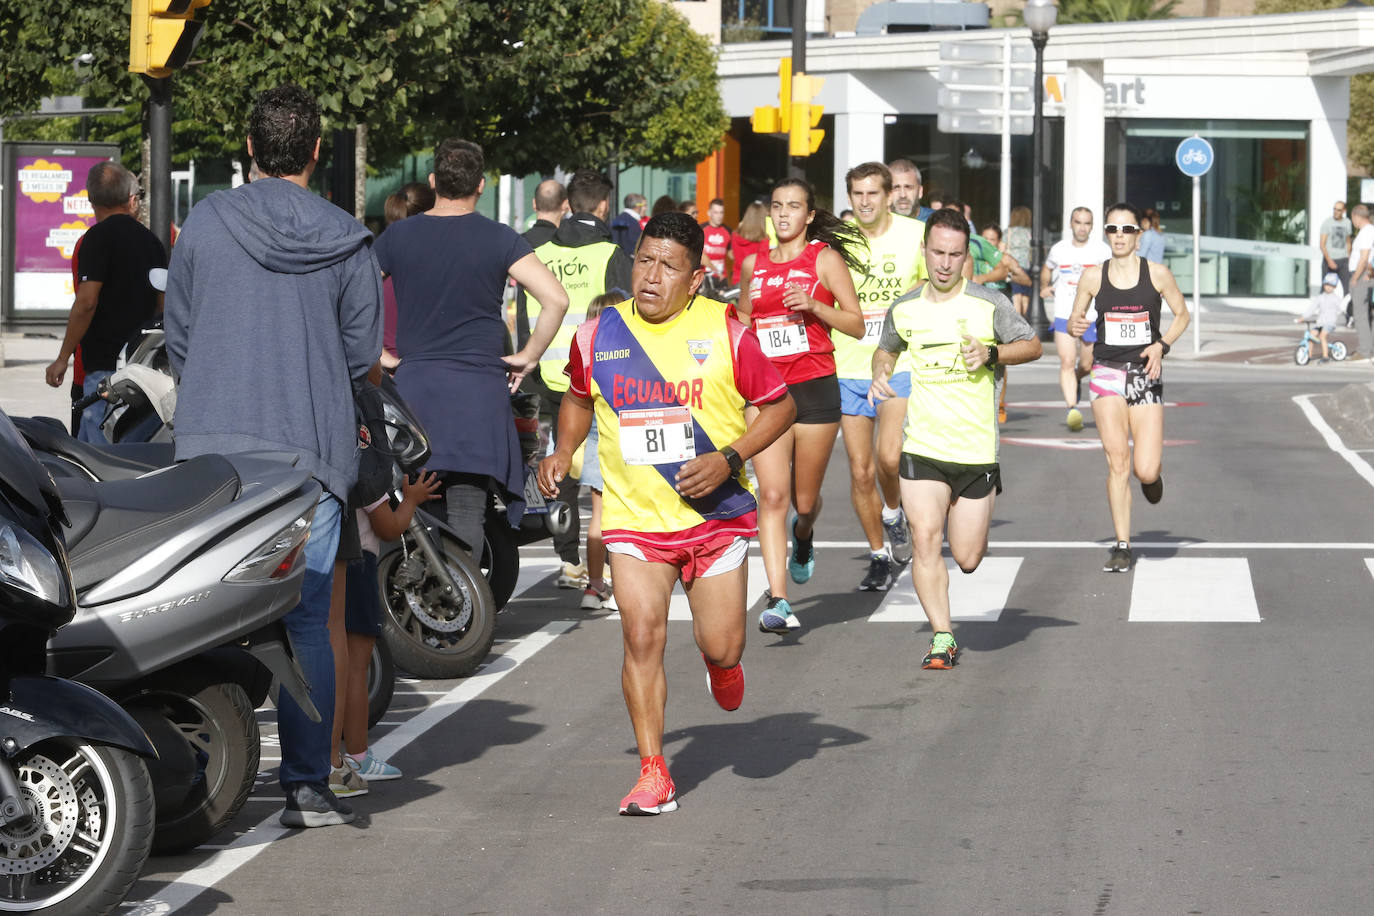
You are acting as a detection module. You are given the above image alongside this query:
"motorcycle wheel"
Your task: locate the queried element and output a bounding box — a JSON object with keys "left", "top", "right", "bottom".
{"left": 0, "top": 739, "right": 154, "bottom": 915}
{"left": 125, "top": 671, "right": 259, "bottom": 855}
{"left": 377, "top": 529, "right": 497, "bottom": 679}
{"left": 483, "top": 511, "right": 520, "bottom": 612}
{"left": 367, "top": 638, "right": 396, "bottom": 730}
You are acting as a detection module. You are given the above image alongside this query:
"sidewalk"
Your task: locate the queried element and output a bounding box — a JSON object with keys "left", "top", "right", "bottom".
{"left": 0, "top": 334, "right": 74, "bottom": 424}
{"left": 1167, "top": 300, "right": 1373, "bottom": 369}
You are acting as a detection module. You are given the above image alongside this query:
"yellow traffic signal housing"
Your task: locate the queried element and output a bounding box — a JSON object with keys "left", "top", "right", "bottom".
{"left": 788, "top": 73, "right": 825, "bottom": 157}
{"left": 752, "top": 106, "right": 782, "bottom": 134}
{"left": 778, "top": 57, "right": 792, "bottom": 133}
{"left": 130, "top": 0, "right": 210, "bottom": 78}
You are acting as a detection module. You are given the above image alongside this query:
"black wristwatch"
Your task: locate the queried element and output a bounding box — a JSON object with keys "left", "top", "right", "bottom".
{"left": 1158, "top": 340, "right": 1171, "bottom": 356}
{"left": 719, "top": 446, "right": 744, "bottom": 475}
{"left": 986, "top": 344, "right": 999, "bottom": 367}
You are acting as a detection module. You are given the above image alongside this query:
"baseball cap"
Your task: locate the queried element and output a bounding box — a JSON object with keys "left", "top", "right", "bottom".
{"left": 1323, "top": 272, "right": 1339, "bottom": 286}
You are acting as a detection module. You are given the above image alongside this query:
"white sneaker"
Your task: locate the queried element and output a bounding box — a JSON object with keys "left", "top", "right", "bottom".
{"left": 556, "top": 562, "right": 588, "bottom": 590}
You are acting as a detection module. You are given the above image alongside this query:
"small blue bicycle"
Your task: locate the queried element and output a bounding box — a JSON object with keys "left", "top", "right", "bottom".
{"left": 1295, "top": 321, "right": 1347, "bottom": 365}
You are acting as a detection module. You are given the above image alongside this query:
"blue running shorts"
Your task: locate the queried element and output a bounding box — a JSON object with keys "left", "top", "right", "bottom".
{"left": 839, "top": 372, "right": 912, "bottom": 419}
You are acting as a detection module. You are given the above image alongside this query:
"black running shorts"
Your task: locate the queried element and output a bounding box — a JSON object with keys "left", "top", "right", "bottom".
{"left": 899, "top": 452, "right": 1002, "bottom": 500}
{"left": 788, "top": 374, "right": 841, "bottom": 425}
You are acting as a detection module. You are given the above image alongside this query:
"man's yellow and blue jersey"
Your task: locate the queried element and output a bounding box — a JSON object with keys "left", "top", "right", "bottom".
{"left": 566, "top": 297, "right": 787, "bottom": 547}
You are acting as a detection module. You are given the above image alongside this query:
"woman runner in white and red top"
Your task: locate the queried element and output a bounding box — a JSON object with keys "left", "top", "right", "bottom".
{"left": 737, "top": 177, "right": 866, "bottom": 634}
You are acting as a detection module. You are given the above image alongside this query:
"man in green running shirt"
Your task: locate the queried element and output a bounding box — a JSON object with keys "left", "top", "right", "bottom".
{"left": 869, "top": 208, "right": 1042, "bottom": 669}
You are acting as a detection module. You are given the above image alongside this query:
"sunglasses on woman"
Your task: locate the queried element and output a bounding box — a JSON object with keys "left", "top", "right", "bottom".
{"left": 1104, "top": 224, "right": 1140, "bottom": 235}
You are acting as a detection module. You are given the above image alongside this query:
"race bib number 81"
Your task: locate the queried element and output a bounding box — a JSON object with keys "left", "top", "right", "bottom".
{"left": 619, "top": 406, "right": 696, "bottom": 466}
{"left": 1104, "top": 313, "right": 1151, "bottom": 346}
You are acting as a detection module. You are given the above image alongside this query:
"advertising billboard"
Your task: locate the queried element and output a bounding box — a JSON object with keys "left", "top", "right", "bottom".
{"left": 2, "top": 141, "right": 119, "bottom": 324}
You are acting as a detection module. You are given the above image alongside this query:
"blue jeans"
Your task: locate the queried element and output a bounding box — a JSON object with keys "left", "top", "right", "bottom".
{"left": 77, "top": 370, "right": 113, "bottom": 444}
{"left": 277, "top": 494, "right": 341, "bottom": 791}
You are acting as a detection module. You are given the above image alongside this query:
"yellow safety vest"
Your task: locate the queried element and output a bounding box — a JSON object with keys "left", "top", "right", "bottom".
{"left": 531, "top": 238, "right": 619, "bottom": 392}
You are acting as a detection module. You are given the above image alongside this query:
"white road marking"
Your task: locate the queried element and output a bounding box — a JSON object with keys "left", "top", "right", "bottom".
{"left": 869, "top": 557, "right": 1023, "bottom": 623}
{"left": 1128, "top": 557, "right": 1261, "bottom": 622}
{"left": 510, "top": 556, "right": 567, "bottom": 598}
{"left": 1293, "top": 393, "right": 1374, "bottom": 491}
{"left": 810, "top": 540, "right": 1374, "bottom": 551}
{"left": 1366, "top": 558, "right": 1374, "bottom": 582}
{"left": 138, "top": 620, "right": 576, "bottom": 912}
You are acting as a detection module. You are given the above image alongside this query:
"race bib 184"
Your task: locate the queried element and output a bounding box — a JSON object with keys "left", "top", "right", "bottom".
{"left": 1104, "top": 313, "right": 1151, "bottom": 346}
{"left": 619, "top": 406, "right": 696, "bottom": 466}
{"left": 755, "top": 313, "right": 810, "bottom": 357}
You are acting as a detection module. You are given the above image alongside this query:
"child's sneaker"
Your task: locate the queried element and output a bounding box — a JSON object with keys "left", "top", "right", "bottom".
{"left": 349, "top": 748, "right": 401, "bottom": 781}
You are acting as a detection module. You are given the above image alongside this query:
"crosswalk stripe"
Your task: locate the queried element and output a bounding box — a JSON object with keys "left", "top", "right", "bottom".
{"left": 868, "top": 557, "right": 1023, "bottom": 623}
{"left": 1127, "top": 557, "right": 1260, "bottom": 622}
{"left": 1366, "top": 558, "right": 1374, "bottom": 583}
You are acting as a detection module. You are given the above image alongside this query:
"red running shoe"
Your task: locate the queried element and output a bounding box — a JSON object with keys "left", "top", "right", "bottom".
{"left": 703, "top": 654, "right": 744, "bottom": 711}
{"left": 619, "top": 757, "right": 678, "bottom": 816}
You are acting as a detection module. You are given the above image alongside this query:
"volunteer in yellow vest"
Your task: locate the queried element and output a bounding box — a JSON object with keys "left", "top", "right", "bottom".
{"left": 835, "top": 162, "right": 926, "bottom": 592}
{"left": 537, "top": 213, "right": 794, "bottom": 817}
{"left": 527, "top": 168, "right": 634, "bottom": 589}
{"left": 870, "top": 208, "right": 1042, "bottom": 670}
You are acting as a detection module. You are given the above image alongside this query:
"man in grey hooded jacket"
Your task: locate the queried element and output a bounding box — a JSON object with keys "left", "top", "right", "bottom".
{"left": 165, "top": 84, "right": 382, "bottom": 828}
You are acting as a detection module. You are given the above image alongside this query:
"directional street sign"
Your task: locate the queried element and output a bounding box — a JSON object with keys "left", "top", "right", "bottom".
{"left": 938, "top": 111, "right": 1033, "bottom": 136}
{"left": 938, "top": 64, "right": 1035, "bottom": 90}
{"left": 937, "top": 87, "right": 1032, "bottom": 113}
{"left": 938, "top": 41, "right": 1034, "bottom": 64}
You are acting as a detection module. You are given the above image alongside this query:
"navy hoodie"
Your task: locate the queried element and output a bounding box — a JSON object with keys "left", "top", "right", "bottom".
{"left": 165, "top": 178, "right": 382, "bottom": 499}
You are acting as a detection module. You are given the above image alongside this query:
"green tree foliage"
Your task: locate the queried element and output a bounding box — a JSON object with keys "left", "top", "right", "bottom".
{"left": 1255, "top": 0, "right": 1374, "bottom": 175}
{"left": 1054, "top": 0, "right": 1181, "bottom": 23}
{"left": 1, "top": 0, "right": 726, "bottom": 174}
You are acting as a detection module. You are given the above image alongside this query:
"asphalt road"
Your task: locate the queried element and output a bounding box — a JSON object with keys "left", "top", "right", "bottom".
{"left": 119, "top": 359, "right": 1374, "bottom": 916}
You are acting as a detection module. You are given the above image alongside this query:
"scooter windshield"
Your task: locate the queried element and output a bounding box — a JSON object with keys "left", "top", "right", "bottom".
{"left": 0, "top": 406, "right": 62, "bottom": 523}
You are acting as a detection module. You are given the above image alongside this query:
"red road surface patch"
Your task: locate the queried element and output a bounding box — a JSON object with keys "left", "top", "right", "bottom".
{"left": 1006, "top": 400, "right": 1205, "bottom": 409}
{"left": 1002, "top": 436, "right": 1199, "bottom": 450}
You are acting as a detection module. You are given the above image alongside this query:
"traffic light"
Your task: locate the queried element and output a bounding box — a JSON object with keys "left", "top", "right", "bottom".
{"left": 750, "top": 57, "right": 793, "bottom": 135}
{"left": 789, "top": 73, "right": 825, "bottom": 157}
{"left": 130, "top": 0, "right": 210, "bottom": 78}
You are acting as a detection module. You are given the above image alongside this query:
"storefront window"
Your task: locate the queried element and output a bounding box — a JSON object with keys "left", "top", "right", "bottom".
{"left": 884, "top": 115, "right": 1066, "bottom": 237}
{"left": 1115, "top": 119, "right": 1309, "bottom": 297}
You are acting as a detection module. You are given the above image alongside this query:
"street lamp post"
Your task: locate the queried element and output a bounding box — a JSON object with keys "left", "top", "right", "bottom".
{"left": 1024, "top": 0, "right": 1057, "bottom": 341}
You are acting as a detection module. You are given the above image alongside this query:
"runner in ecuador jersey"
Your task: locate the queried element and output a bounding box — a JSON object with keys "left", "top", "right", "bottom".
{"left": 1068, "top": 202, "right": 1189, "bottom": 575}
{"left": 835, "top": 162, "right": 926, "bottom": 591}
{"left": 537, "top": 213, "right": 794, "bottom": 816}
{"left": 737, "top": 177, "right": 866, "bottom": 634}
{"left": 1041, "top": 206, "right": 1112, "bottom": 431}
{"left": 870, "top": 208, "right": 1042, "bottom": 670}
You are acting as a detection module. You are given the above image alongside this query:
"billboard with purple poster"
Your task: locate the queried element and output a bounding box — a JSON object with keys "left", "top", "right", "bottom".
{"left": 2, "top": 142, "right": 119, "bottom": 324}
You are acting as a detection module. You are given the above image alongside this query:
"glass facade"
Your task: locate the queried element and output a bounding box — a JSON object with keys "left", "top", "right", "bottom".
{"left": 1106, "top": 119, "right": 1310, "bottom": 297}
{"left": 883, "top": 115, "right": 1066, "bottom": 237}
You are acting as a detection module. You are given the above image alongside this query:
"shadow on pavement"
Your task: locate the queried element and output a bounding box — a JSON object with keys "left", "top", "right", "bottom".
{"left": 953, "top": 607, "right": 1076, "bottom": 654}
{"left": 657, "top": 712, "right": 868, "bottom": 795}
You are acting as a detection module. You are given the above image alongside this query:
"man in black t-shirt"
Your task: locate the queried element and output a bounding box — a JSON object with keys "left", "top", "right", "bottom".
{"left": 45, "top": 161, "right": 166, "bottom": 442}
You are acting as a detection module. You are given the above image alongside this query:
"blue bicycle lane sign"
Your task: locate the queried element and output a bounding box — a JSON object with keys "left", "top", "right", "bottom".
{"left": 1176, "top": 136, "right": 1214, "bottom": 178}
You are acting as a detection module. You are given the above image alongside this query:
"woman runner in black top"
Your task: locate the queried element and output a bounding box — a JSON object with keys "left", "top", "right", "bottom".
{"left": 1068, "top": 202, "right": 1190, "bottom": 574}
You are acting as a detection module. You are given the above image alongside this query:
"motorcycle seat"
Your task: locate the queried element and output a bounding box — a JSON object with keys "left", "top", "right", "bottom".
{"left": 55, "top": 455, "right": 242, "bottom": 593}
{"left": 13, "top": 416, "right": 174, "bottom": 480}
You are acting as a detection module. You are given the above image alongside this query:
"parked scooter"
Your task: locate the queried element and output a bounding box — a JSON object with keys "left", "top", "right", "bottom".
{"left": 9, "top": 414, "right": 324, "bottom": 854}
{"left": 0, "top": 407, "right": 158, "bottom": 914}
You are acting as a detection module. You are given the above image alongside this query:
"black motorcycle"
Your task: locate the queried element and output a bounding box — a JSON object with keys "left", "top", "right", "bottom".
{"left": 0, "top": 407, "right": 158, "bottom": 914}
